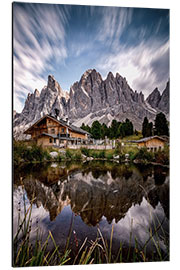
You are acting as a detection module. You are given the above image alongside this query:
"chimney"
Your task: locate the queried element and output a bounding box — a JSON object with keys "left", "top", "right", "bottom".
{"left": 66, "top": 117, "right": 69, "bottom": 125}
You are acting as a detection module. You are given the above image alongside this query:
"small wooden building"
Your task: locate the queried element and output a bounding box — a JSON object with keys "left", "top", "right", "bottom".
{"left": 24, "top": 114, "right": 91, "bottom": 148}
{"left": 132, "top": 136, "right": 167, "bottom": 152}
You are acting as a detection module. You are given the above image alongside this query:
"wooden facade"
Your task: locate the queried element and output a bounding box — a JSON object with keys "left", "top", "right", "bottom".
{"left": 24, "top": 115, "right": 90, "bottom": 148}
{"left": 134, "top": 136, "right": 167, "bottom": 152}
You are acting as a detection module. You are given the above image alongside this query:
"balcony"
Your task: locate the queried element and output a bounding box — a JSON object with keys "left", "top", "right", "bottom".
{"left": 57, "top": 133, "right": 70, "bottom": 138}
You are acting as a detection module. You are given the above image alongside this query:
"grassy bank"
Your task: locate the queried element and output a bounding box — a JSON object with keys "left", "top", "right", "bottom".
{"left": 13, "top": 195, "right": 169, "bottom": 266}
{"left": 13, "top": 140, "right": 169, "bottom": 166}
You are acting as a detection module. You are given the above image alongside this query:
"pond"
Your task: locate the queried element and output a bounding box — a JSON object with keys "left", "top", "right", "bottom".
{"left": 13, "top": 161, "right": 169, "bottom": 263}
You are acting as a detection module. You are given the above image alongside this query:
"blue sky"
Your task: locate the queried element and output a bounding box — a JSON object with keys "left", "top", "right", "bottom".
{"left": 13, "top": 2, "right": 169, "bottom": 112}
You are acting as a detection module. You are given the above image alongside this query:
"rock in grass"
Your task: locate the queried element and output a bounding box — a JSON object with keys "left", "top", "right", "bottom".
{"left": 50, "top": 151, "right": 58, "bottom": 158}
{"left": 58, "top": 149, "right": 66, "bottom": 155}
{"left": 87, "top": 157, "right": 94, "bottom": 161}
{"left": 81, "top": 154, "right": 87, "bottom": 159}
{"left": 113, "top": 155, "right": 119, "bottom": 159}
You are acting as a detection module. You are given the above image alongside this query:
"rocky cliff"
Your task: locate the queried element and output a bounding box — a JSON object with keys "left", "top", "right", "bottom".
{"left": 146, "top": 81, "right": 169, "bottom": 114}
{"left": 13, "top": 75, "right": 69, "bottom": 139}
{"left": 13, "top": 69, "right": 169, "bottom": 139}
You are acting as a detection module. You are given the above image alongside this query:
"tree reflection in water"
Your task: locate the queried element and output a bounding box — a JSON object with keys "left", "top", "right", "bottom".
{"left": 13, "top": 161, "right": 169, "bottom": 257}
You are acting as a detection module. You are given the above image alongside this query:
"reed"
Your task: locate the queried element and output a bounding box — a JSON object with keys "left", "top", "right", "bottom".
{"left": 13, "top": 191, "right": 169, "bottom": 266}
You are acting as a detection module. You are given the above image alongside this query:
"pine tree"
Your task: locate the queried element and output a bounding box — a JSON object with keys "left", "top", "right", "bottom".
{"left": 147, "top": 122, "right": 153, "bottom": 137}
{"left": 91, "top": 120, "right": 102, "bottom": 139}
{"left": 101, "top": 123, "right": 109, "bottom": 139}
{"left": 142, "top": 117, "right": 149, "bottom": 137}
{"left": 109, "top": 119, "right": 119, "bottom": 138}
{"left": 155, "top": 112, "right": 169, "bottom": 136}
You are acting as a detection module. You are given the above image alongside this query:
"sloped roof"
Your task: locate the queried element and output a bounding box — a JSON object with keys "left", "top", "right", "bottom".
{"left": 130, "top": 136, "right": 167, "bottom": 143}
{"left": 24, "top": 114, "right": 91, "bottom": 135}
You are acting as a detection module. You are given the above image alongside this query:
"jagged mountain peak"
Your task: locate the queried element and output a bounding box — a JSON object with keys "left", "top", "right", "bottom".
{"left": 146, "top": 81, "right": 169, "bottom": 114}
{"left": 146, "top": 87, "right": 161, "bottom": 109}
{"left": 158, "top": 80, "right": 169, "bottom": 114}
{"left": 34, "top": 89, "right": 40, "bottom": 97}
{"left": 80, "top": 69, "right": 102, "bottom": 85}
{"left": 47, "top": 74, "right": 63, "bottom": 94}
{"left": 107, "top": 71, "right": 114, "bottom": 80}
{"left": 13, "top": 70, "right": 169, "bottom": 139}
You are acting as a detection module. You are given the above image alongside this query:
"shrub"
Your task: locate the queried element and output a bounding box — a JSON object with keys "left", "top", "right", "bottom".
{"left": 91, "top": 151, "right": 99, "bottom": 158}
{"left": 128, "top": 151, "right": 138, "bottom": 161}
{"left": 73, "top": 150, "right": 82, "bottom": 160}
{"left": 81, "top": 147, "right": 90, "bottom": 157}
{"left": 114, "top": 141, "right": 122, "bottom": 155}
{"left": 98, "top": 150, "right": 105, "bottom": 159}
{"left": 65, "top": 149, "right": 72, "bottom": 159}
{"left": 134, "top": 147, "right": 154, "bottom": 162}
{"left": 154, "top": 148, "right": 169, "bottom": 165}
{"left": 106, "top": 152, "right": 114, "bottom": 160}
{"left": 13, "top": 141, "right": 52, "bottom": 165}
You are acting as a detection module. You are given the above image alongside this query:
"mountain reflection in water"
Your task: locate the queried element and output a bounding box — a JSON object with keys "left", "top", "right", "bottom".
{"left": 13, "top": 161, "right": 169, "bottom": 255}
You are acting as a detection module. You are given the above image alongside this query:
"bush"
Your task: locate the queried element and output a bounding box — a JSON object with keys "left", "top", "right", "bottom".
{"left": 73, "top": 150, "right": 82, "bottom": 160}
{"left": 106, "top": 152, "right": 114, "bottom": 160}
{"left": 91, "top": 151, "right": 99, "bottom": 158}
{"left": 65, "top": 149, "right": 72, "bottom": 159}
{"left": 154, "top": 147, "right": 169, "bottom": 165}
{"left": 134, "top": 148, "right": 154, "bottom": 162}
{"left": 81, "top": 147, "right": 90, "bottom": 157}
{"left": 98, "top": 150, "right": 105, "bottom": 159}
{"left": 114, "top": 141, "right": 122, "bottom": 155}
{"left": 13, "top": 141, "right": 52, "bottom": 165}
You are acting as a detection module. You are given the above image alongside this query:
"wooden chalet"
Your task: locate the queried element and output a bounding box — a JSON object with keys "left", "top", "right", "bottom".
{"left": 131, "top": 136, "right": 167, "bottom": 152}
{"left": 24, "top": 114, "right": 91, "bottom": 148}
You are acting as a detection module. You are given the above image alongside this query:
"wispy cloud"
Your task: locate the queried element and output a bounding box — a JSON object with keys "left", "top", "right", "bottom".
{"left": 97, "top": 7, "right": 133, "bottom": 49}
{"left": 97, "top": 39, "right": 169, "bottom": 97}
{"left": 13, "top": 4, "right": 169, "bottom": 112}
{"left": 13, "top": 3, "right": 69, "bottom": 112}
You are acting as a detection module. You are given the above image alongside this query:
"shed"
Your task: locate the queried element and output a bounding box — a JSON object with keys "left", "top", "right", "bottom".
{"left": 130, "top": 136, "right": 167, "bottom": 152}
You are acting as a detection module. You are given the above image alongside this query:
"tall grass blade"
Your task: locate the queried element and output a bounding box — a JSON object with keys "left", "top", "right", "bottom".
{"left": 109, "top": 224, "right": 114, "bottom": 263}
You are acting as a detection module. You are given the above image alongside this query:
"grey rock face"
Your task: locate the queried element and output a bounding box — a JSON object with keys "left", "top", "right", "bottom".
{"left": 68, "top": 69, "right": 158, "bottom": 130}
{"left": 13, "top": 70, "right": 169, "bottom": 139}
{"left": 146, "top": 81, "right": 169, "bottom": 115}
{"left": 146, "top": 88, "right": 161, "bottom": 109}
{"left": 158, "top": 81, "right": 169, "bottom": 114}
{"left": 13, "top": 75, "right": 69, "bottom": 139}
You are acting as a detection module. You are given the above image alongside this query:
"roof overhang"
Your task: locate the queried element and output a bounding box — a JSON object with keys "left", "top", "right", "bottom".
{"left": 130, "top": 136, "right": 167, "bottom": 144}
{"left": 24, "top": 114, "right": 91, "bottom": 136}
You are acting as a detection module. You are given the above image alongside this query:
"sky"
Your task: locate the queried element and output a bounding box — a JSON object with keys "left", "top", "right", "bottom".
{"left": 13, "top": 2, "right": 169, "bottom": 113}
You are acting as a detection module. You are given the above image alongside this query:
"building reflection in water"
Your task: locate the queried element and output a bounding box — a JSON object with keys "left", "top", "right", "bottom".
{"left": 14, "top": 161, "right": 169, "bottom": 226}
{"left": 13, "top": 161, "right": 169, "bottom": 257}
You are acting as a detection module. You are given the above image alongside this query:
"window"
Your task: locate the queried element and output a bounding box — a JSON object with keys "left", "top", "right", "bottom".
{"left": 54, "top": 138, "right": 56, "bottom": 143}
{"left": 159, "top": 146, "right": 162, "bottom": 151}
{"left": 61, "top": 128, "right": 65, "bottom": 133}
{"left": 51, "top": 128, "right": 55, "bottom": 134}
{"left": 49, "top": 138, "right": 52, "bottom": 143}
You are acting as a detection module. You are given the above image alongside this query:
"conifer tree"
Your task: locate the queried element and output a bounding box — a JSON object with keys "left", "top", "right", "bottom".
{"left": 155, "top": 112, "right": 169, "bottom": 136}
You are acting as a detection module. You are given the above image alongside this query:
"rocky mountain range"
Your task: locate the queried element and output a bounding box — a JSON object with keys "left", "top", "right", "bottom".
{"left": 146, "top": 81, "right": 169, "bottom": 114}
{"left": 13, "top": 69, "right": 169, "bottom": 139}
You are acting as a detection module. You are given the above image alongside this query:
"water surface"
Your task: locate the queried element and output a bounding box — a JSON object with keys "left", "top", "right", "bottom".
{"left": 13, "top": 161, "right": 169, "bottom": 261}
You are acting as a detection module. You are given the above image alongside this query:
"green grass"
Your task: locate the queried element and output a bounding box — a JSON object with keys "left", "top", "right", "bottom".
{"left": 13, "top": 191, "right": 169, "bottom": 266}
{"left": 13, "top": 141, "right": 51, "bottom": 165}
{"left": 121, "top": 133, "right": 143, "bottom": 142}
{"left": 13, "top": 139, "right": 169, "bottom": 166}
